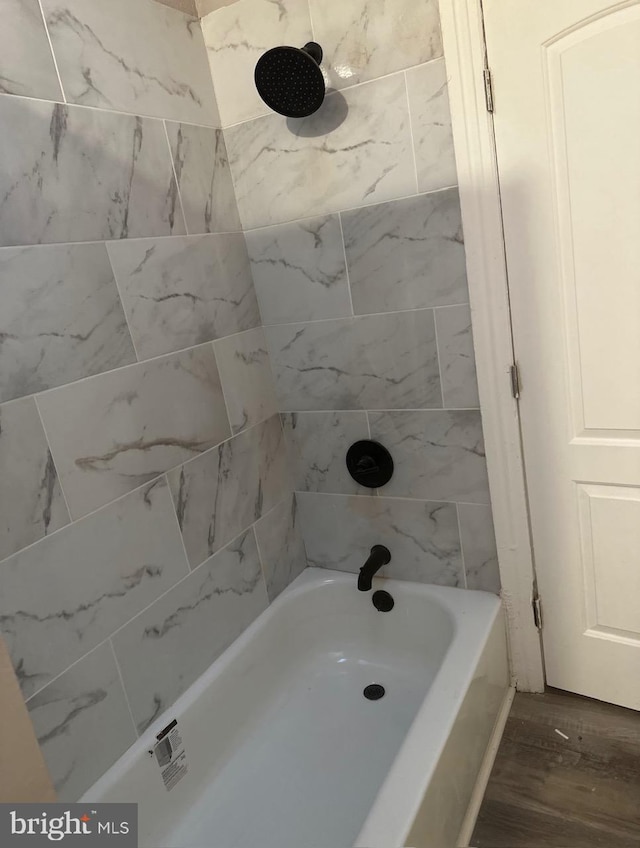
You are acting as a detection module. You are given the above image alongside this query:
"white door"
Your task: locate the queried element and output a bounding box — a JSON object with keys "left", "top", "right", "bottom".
{"left": 483, "top": 0, "right": 640, "bottom": 709}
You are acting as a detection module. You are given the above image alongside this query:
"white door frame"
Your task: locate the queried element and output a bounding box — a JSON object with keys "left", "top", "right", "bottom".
{"left": 439, "top": 0, "right": 545, "bottom": 691}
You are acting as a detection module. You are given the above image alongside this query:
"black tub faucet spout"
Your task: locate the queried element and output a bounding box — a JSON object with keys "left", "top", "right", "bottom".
{"left": 358, "top": 545, "right": 391, "bottom": 591}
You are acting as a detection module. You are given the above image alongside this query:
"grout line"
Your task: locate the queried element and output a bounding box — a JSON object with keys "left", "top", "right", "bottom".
{"left": 161, "top": 472, "right": 193, "bottom": 575}
{"left": 277, "top": 411, "right": 298, "bottom": 488}
{"left": 456, "top": 503, "right": 469, "bottom": 589}
{"left": 432, "top": 306, "right": 447, "bottom": 409}
{"left": 293, "top": 490, "right": 312, "bottom": 571}
{"left": 263, "top": 303, "right": 470, "bottom": 329}
{"left": 250, "top": 528, "right": 275, "bottom": 606}
{"left": 404, "top": 70, "right": 420, "bottom": 196}
{"left": 263, "top": 329, "right": 287, "bottom": 416}
{"left": 0, "top": 233, "right": 243, "bottom": 256}
{"left": 36, "top": 0, "right": 66, "bottom": 104}
{"left": 109, "top": 638, "right": 141, "bottom": 739}
{"left": 337, "top": 212, "right": 355, "bottom": 317}
{"left": 33, "top": 395, "right": 73, "bottom": 523}
{"left": 162, "top": 120, "right": 189, "bottom": 236}
{"left": 210, "top": 338, "right": 235, "bottom": 438}
{"left": 252, "top": 490, "right": 303, "bottom": 596}
{"left": 295, "top": 490, "right": 491, "bottom": 508}
{"left": 277, "top": 407, "right": 481, "bottom": 414}
{"left": 25, "top": 642, "right": 106, "bottom": 705}
{"left": 364, "top": 410, "right": 372, "bottom": 440}
{"left": 221, "top": 126, "right": 244, "bottom": 229}
{"left": 104, "top": 243, "right": 141, "bottom": 363}
{"left": 0, "top": 90, "right": 222, "bottom": 132}
{"left": 306, "top": 0, "right": 317, "bottom": 42}
{"left": 432, "top": 302, "right": 470, "bottom": 311}
{"left": 240, "top": 184, "right": 459, "bottom": 235}
{"left": 251, "top": 520, "right": 270, "bottom": 596}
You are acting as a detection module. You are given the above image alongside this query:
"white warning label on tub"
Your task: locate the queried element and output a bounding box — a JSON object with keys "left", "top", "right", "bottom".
{"left": 154, "top": 719, "right": 188, "bottom": 792}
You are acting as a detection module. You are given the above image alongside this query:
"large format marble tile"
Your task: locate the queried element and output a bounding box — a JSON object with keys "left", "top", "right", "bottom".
{"left": 168, "top": 415, "right": 291, "bottom": 568}
{"left": 28, "top": 642, "right": 136, "bottom": 801}
{"left": 0, "top": 99, "right": 184, "bottom": 247}
{"left": 265, "top": 310, "right": 442, "bottom": 411}
{"left": 407, "top": 59, "right": 458, "bottom": 193}
{"left": 37, "top": 346, "right": 230, "bottom": 518}
{"left": 0, "top": 0, "right": 62, "bottom": 100}
{"left": 167, "top": 122, "right": 241, "bottom": 234}
{"left": 245, "top": 215, "right": 351, "bottom": 324}
{"left": 201, "top": 0, "right": 313, "bottom": 127}
{"left": 0, "top": 478, "right": 189, "bottom": 699}
{"left": 297, "top": 492, "right": 464, "bottom": 586}
{"left": 214, "top": 327, "right": 278, "bottom": 434}
{"left": 0, "top": 243, "right": 136, "bottom": 402}
{"left": 113, "top": 528, "right": 268, "bottom": 732}
{"left": 435, "top": 305, "right": 480, "bottom": 409}
{"left": 41, "top": 0, "right": 219, "bottom": 125}
{"left": 458, "top": 504, "right": 500, "bottom": 594}
{"left": 226, "top": 74, "right": 416, "bottom": 230}
{"left": 107, "top": 233, "right": 259, "bottom": 359}
{"left": 342, "top": 190, "right": 468, "bottom": 315}
{"left": 254, "top": 495, "right": 306, "bottom": 601}
{"left": 281, "top": 411, "right": 371, "bottom": 495}
{"left": 0, "top": 398, "right": 70, "bottom": 563}
{"left": 309, "top": 0, "right": 442, "bottom": 90}
{"left": 368, "top": 410, "right": 491, "bottom": 504}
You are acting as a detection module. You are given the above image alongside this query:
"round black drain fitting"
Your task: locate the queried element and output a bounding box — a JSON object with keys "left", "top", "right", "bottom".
{"left": 363, "top": 684, "right": 385, "bottom": 701}
{"left": 372, "top": 590, "right": 394, "bottom": 612}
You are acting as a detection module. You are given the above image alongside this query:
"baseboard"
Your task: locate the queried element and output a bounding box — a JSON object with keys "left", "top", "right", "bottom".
{"left": 456, "top": 685, "right": 515, "bottom": 847}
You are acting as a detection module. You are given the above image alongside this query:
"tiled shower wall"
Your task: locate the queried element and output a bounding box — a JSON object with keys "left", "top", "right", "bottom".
{"left": 202, "top": 0, "right": 501, "bottom": 592}
{"left": 0, "top": 0, "right": 303, "bottom": 800}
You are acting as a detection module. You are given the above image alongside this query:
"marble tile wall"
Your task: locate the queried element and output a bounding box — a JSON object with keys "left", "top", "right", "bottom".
{"left": 0, "top": 0, "right": 303, "bottom": 801}
{"left": 41, "top": 0, "right": 218, "bottom": 124}
{"left": 201, "top": 0, "right": 313, "bottom": 127}
{"left": 225, "top": 74, "right": 416, "bottom": 229}
{"left": 1, "top": 0, "right": 502, "bottom": 803}
{"left": 202, "top": 0, "right": 500, "bottom": 594}
{"left": 112, "top": 528, "right": 269, "bottom": 733}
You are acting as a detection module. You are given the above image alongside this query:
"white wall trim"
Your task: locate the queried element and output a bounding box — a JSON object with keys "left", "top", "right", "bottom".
{"left": 439, "top": 0, "right": 545, "bottom": 691}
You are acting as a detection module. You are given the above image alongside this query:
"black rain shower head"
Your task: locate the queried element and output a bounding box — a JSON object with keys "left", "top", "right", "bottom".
{"left": 254, "top": 42, "right": 325, "bottom": 118}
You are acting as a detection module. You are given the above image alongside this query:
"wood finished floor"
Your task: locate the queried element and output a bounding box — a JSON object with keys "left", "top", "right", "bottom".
{"left": 471, "top": 689, "right": 640, "bottom": 848}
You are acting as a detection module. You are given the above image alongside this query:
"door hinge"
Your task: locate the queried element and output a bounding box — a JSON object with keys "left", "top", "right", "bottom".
{"left": 483, "top": 68, "right": 494, "bottom": 113}
{"left": 532, "top": 596, "right": 543, "bottom": 631}
{"left": 510, "top": 363, "right": 521, "bottom": 399}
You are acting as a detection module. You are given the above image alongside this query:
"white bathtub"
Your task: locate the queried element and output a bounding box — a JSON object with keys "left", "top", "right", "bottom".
{"left": 82, "top": 568, "right": 509, "bottom": 848}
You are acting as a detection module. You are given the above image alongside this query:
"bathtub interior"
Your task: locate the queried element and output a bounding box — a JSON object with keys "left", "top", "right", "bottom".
{"left": 82, "top": 570, "right": 500, "bottom": 848}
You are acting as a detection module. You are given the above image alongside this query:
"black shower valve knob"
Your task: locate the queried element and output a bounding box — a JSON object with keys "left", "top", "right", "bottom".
{"left": 346, "top": 440, "right": 394, "bottom": 488}
{"left": 356, "top": 455, "right": 379, "bottom": 475}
